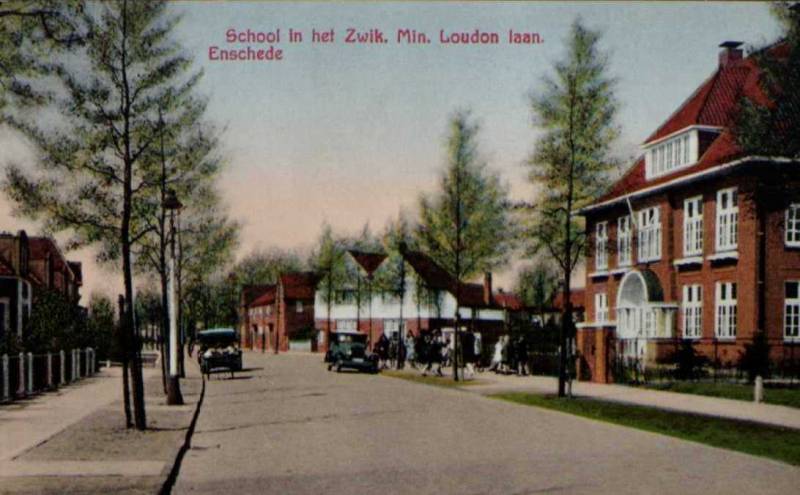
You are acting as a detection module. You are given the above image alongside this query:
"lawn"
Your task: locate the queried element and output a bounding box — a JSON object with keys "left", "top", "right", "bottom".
{"left": 382, "top": 370, "right": 486, "bottom": 388}
{"left": 642, "top": 382, "right": 800, "bottom": 409}
{"left": 493, "top": 392, "right": 800, "bottom": 466}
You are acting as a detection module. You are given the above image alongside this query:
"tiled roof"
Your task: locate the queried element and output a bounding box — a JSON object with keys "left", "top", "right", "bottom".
{"left": 249, "top": 287, "right": 277, "bottom": 307}
{"left": 493, "top": 292, "right": 525, "bottom": 311}
{"left": 593, "top": 44, "right": 785, "bottom": 208}
{"left": 401, "top": 250, "right": 525, "bottom": 310}
{"left": 552, "top": 289, "right": 586, "bottom": 311}
{"left": 401, "top": 250, "right": 455, "bottom": 291}
{"left": 243, "top": 284, "right": 276, "bottom": 306}
{"left": 0, "top": 254, "right": 15, "bottom": 276}
{"left": 279, "top": 272, "right": 320, "bottom": 300}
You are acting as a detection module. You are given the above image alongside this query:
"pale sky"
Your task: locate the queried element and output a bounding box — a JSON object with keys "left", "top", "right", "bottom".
{"left": 0, "top": 1, "right": 782, "bottom": 300}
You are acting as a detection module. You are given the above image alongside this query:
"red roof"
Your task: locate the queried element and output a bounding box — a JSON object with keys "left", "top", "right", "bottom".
{"left": 552, "top": 289, "right": 586, "bottom": 311}
{"left": 279, "top": 272, "right": 319, "bottom": 300}
{"left": 594, "top": 44, "right": 783, "bottom": 207}
{"left": 494, "top": 292, "right": 525, "bottom": 311}
{"left": 249, "top": 286, "right": 276, "bottom": 307}
{"left": 0, "top": 254, "right": 15, "bottom": 276}
{"left": 402, "top": 250, "right": 525, "bottom": 310}
{"left": 402, "top": 250, "right": 455, "bottom": 291}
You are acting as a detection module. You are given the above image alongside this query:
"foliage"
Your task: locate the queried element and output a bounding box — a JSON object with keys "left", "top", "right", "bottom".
{"left": 739, "top": 331, "right": 771, "bottom": 382}
{"left": 308, "top": 223, "right": 348, "bottom": 316}
{"left": 0, "top": 1, "right": 85, "bottom": 115}
{"left": 24, "top": 288, "right": 86, "bottom": 353}
{"left": 524, "top": 19, "right": 619, "bottom": 278}
{"left": 514, "top": 260, "right": 558, "bottom": 312}
{"left": 416, "top": 110, "right": 512, "bottom": 284}
{"left": 524, "top": 18, "right": 619, "bottom": 395}
{"left": 85, "top": 293, "right": 115, "bottom": 361}
{"left": 674, "top": 340, "right": 706, "bottom": 380}
{"left": 235, "top": 247, "right": 303, "bottom": 287}
{"left": 734, "top": 3, "right": 800, "bottom": 158}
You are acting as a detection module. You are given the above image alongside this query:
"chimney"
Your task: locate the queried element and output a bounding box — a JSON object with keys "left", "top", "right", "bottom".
{"left": 483, "top": 272, "right": 492, "bottom": 305}
{"left": 719, "top": 41, "right": 743, "bottom": 68}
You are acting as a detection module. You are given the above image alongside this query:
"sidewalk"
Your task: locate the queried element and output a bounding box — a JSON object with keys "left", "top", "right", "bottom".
{"left": 0, "top": 367, "right": 132, "bottom": 462}
{"left": 0, "top": 360, "right": 202, "bottom": 494}
{"left": 404, "top": 368, "right": 800, "bottom": 430}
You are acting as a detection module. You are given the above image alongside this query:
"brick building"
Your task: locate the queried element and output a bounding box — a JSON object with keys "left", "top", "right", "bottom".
{"left": 239, "top": 272, "right": 318, "bottom": 353}
{"left": 0, "top": 230, "right": 83, "bottom": 341}
{"left": 576, "top": 41, "right": 800, "bottom": 383}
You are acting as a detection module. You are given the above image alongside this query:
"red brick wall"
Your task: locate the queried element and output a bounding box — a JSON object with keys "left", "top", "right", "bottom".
{"left": 580, "top": 169, "right": 800, "bottom": 382}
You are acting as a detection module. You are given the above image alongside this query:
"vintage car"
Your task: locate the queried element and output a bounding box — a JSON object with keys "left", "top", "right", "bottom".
{"left": 197, "top": 328, "right": 243, "bottom": 377}
{"left": 325, "top": 332, "right": 378, "bottom": 373}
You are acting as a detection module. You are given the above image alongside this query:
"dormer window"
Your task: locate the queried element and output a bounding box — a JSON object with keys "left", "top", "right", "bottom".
{"left": 644, "top": 129, "right": 701, "bottom": 180}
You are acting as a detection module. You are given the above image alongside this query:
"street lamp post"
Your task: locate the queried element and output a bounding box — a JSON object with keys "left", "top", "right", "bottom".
{"left": 164, "top": 189, "right": 184, "bottom": 406}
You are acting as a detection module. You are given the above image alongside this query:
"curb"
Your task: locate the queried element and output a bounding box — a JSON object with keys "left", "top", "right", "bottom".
{"left": 159, "top": 367, "right": 206, "bottom": 495}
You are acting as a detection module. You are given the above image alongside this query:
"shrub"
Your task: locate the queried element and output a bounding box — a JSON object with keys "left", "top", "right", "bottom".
{"left": 739, "top": 331, "right": 771, "bottom": 382}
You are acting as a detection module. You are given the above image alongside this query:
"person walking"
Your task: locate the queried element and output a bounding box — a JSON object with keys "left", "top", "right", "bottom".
{"left": 490, "top": 337, "right": 503, "bottom": 372}
{"left": 405, "top": 333, "right": 416, "bottom": 368}
{"left": 376, "top": 334, "right": 390, "bottom": 369}
{"left": 462, "top": 331, "right": 476, "bottom": 379}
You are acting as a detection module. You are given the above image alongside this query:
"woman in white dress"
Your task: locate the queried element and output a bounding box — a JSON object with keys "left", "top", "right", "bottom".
{"left": 490, "top": 336, "right": 503, "bottom": 372}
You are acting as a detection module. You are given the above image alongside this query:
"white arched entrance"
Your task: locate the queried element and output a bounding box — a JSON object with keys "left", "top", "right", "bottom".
{"left": 615, "top": 270, "right": 676, "bottom": 360}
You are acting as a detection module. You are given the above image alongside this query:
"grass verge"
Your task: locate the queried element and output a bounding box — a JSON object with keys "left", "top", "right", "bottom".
{"left": 382, "top": 370, "right": 485, "bottom": 388}
{"left": 492, "top": 392, "right": 800, "bottom": 466}
{"left": 642, "top": 381, "right": 800, "bottom": 409}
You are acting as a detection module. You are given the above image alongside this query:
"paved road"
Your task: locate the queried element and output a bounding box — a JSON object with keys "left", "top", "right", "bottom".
{"left": 175, "top": 351, "right": 800, "bottom": 495}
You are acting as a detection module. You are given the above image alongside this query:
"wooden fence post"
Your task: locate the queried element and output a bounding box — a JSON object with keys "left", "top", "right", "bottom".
{"left": 60, "top": 350, "right": 66, "bottom": 385}
{"left": 17, "top": 352, "right": 25, "bottom": 396}
{"left": 47, "top": 352, "right": 52, "bottom": 388}
{"left": 2, "top": 354, "right": 8, "bottom": 401}
{"left": 26, "top": 352, "right": 33, "bottom": 394}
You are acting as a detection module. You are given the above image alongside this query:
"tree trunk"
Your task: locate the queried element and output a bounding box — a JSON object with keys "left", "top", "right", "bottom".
{"left": 120, "top": 0, "right": 146, "bottom": 429}
{"left": 118, "top": 295, "right": 132, "bottom": 428}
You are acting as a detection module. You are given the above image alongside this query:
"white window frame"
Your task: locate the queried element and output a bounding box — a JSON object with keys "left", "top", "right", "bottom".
{"left": 785, "top": 281, "right": 800, "bottom": 341}
{"left": 682, "top": 284, "right": 703, "bottom": 339}
{"left": 595, "top": 292, "right": 609, "bottom": 323}
{"left": 595, "top": 222, "right": 608, "bottom": 271}
{"left": 637, "top": 207, "right": 661, "bottom": 262}
{"left": 786, "top": 204, "right": 800, "bottom": 247}
{"left": 715, "top": 282, "right": 737, "bottom": 339}
{"left": 617, "top": 216, "right": 632, "bottom": 267}
{"left": 715, "top": 188, "right": 738, "bottom": 252}
{"left": 645, "top": 131, "right": 697, "bottom": 180}
{"left": 683, "top": 196, "right": 704, "bottom": 256}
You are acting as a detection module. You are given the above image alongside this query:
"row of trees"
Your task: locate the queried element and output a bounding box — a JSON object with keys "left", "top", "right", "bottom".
{"left": 0, "top": 1, "right": 239, "bottom": 428}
